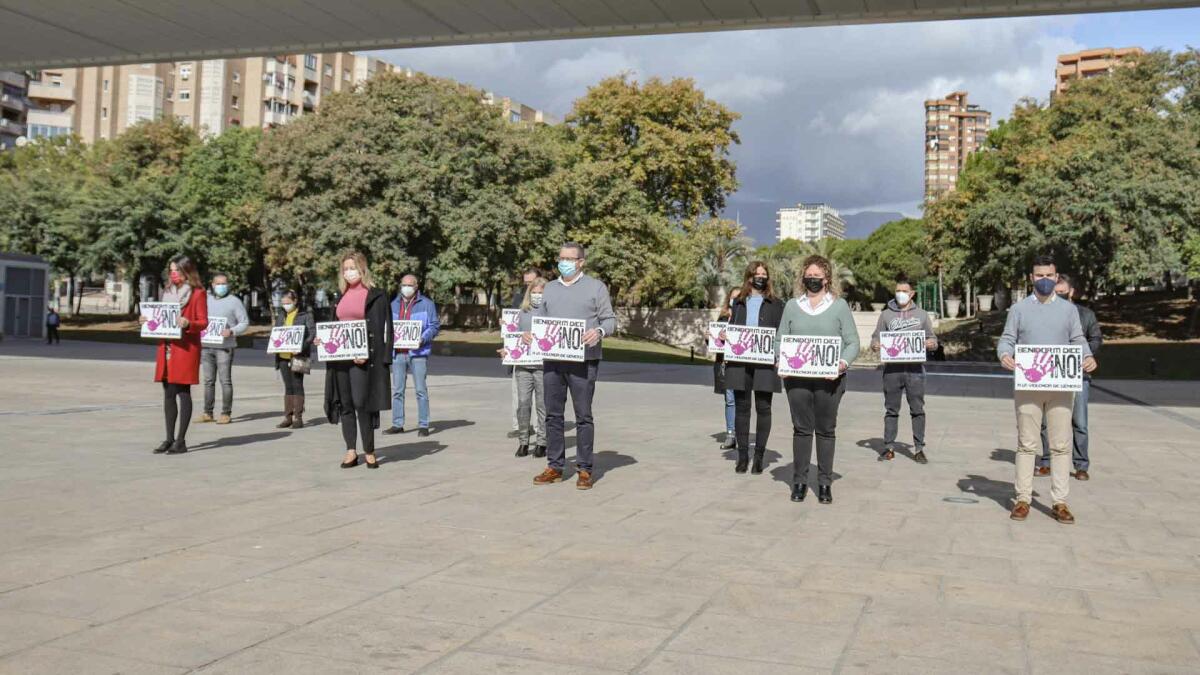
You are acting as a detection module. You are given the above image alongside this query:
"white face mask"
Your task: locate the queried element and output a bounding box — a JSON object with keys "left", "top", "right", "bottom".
{"left": 530, "top": 292, "right": 543, "bottom": 307}
{"left": 281, "top": 303, "right": 295, "bottom": 313}
{"left": 400, "top": 285, "right": 416, "bottom": 298}
{"left": 343, "top": 269, "right": 360, "bottom": 284}
{"left": 895, "top": 291, "right": 911, "bottom": 306}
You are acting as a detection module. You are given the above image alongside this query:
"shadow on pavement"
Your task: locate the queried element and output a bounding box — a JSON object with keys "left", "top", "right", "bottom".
{"left": 376, "top": 441, "right": 448, "bottom": 464}
{"left": 588, "top": 450, "right": 637, "bottom": 482}
{"left": 991, "top": 448, "right": 1016, "bottom": 464}
{"left": 187, "top": 431, "right": 292, "bottom": 452}
{"left": 427, "top": 419, "right": 475, "bottom": 434}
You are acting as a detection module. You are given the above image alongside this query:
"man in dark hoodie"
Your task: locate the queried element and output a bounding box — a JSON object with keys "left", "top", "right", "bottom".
{"left": 870, "top": 273, "right": 938, "bottom": 464}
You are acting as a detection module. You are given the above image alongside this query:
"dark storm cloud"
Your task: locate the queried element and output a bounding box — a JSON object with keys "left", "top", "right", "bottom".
{"left": 370, "top": 16, "right": 1081, "bottom": 243}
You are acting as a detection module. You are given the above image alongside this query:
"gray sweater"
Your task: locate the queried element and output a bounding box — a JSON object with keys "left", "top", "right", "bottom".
{"left": 204, "top": 292, "right": 250, "bottom": 349}
{"left": 997, "top": 294, "right": 1091, "bottom": 359}
{"left": 534, "top": 273, "right": 617, "bottom": 361}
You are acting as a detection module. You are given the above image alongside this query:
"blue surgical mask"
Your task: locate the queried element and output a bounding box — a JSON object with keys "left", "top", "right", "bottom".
{"left": 1033, "top": 278, "right": 1056, "bottom": 296}
{"left": 213, "top": 284, "right": 229, "bottom": 297}
{"left": 557, "top": 260, "right": 577, "bottom": 278}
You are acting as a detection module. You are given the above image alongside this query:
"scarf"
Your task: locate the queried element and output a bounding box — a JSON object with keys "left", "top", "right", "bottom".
{"left": 161, "top": 282, "right": 193, "bottom": 308}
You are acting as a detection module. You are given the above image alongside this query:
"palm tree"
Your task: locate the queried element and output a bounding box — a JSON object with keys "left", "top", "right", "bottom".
{"left": 698, "top": 223, "right": 753, "bottom": 307}
{"left": 799, "top": 238, "right": 856, "bottom": 295}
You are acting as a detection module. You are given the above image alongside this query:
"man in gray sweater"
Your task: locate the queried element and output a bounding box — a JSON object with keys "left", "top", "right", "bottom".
{"left": 997, "top": 255, "right": 1097, "bottom": 524}
{"left": 199, "top": 273, "right": 250, "bottom": 424}
{"left": 524, "top": 242, "right": 617, "bottom": 490}
{"left": 870, "top": 273, "right": 938, "bottom": 464}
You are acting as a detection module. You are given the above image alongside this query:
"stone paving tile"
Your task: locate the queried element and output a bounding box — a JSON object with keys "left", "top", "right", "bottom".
{"left": 0, "top": 646, "right": 187, "bottom": 675}
{"left": 422, "top": 649, "right": 624, "bottom": 674}
{"left": 838, "top": 650, "right": 1023, "bottom": 674}
{"left": 263, "top": 552, "right": 444, "bottom": 592}
{"left": 942, "top": 576, "right": 1090, "bottom": 615}
{"left": 881, "top": 549, "right": 1016, "bottom": 583}
{"left": 1024, "top": 611, "right": 1200, "bottom": 666}
{"left": 638, "top": 651, "right": 825, "bottom": 674}
{"left": 50, "top": 605, "right": 291, "bottom": 669}
{"left": 194, "top": 646, "right": 403, "bottom": 674}
{"left": 98, "top": 550, "right": 285, "bottom": 590}
{"left": 469, "top": 612, "right": 673, "bottom": 671}
{"left": 537, "top": 571, "right": 713, "bottom": 630}
{"left": 0, "top": 609, "right": 88, "bottom": 658}
{"left": 706, "top": 583, "right": 867, "bottom": 625}
{"left": 1087, "top": 590, "right": 1200, "bottom": 630}
{"left": 796, "top": 565, "right": 942, "bottom": 606}
{"left": 1017, "top": 559, "right": 1159, "bottom": 596}
{"left": 171, "top": 576, "right": 377, "bottom": 625}
{"left": 846, "top": 605, "right": 1026, "bottom": 670}
{"left": 358, "top": 579, "right": 546, "bottom": 628}
{"left": 1028, "top": 648, "right": 1200, "bottom": 675}
{"left": 0, "top": 571, "right": 192, "bottom": 623}
{"left": 664, "top": 610, "right": 853, "bottom": 670}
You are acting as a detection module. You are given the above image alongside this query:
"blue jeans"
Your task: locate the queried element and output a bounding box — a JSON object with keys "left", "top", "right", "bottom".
{"left": 1038, "top": 378, "right": 1089, "bottom": 471}
{"left": 391, "top": 353, "right": 429, "bottom": 429}
{"left": 724, "top": 389, "right": 736, "bottom": 433}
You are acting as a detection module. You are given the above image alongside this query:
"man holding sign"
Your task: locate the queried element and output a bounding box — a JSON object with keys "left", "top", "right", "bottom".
{"left": 384, "top": 274, "right": 440, "bottom": 437}
{"left": 998, "top": 255, "right": 1098, "bottom": 524}
{"left": 198, "top": 273, "right": 250, "bottom": 425}
{"left": 870, "top": 273, "right": 937, "bottom": 464}
{"left": 525, "top": 243, "right": 616, "bottom": 490}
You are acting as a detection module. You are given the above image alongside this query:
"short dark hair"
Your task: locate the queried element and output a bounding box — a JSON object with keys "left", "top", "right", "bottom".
{"left": 1032, "top": 254, "right": 1056, "bottom": 270}
{"left": 522, "top": 266, "right": 541, "bottom": 277}
{"left": 561, "top": 242, "right": 585, "bottom": 259}
{"left": 894, "top": 272, "right": 912, "bottom": 288}
{"left": 1057, "top": 272, "right": 1073, "bottom": 289}
{"left": 211, "top": 272, "right": 228, "bottom": 281}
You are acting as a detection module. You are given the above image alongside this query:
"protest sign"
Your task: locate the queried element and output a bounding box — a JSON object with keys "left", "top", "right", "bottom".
{"left": 315, "top": 320, "right": 369, "bottom": 362}
{"left": 200, "top": 317, "right": 228, "bottom": 346}
{"left": 266, "top": 325, "right": 307, "bottom": 354}
{"left": 723, "top": 325, "right": 777, "bottom": 365}
{"left": 140, "top": 302, "right": 181, "bottom": 339}
{"left": 1014, "top": 344, "right": 1084, "bottom": 392}
{"left": 500, "top": 309, "right": 521, "bottom": 333}
{"left": 529, "top": 316, "right": 586, "bottom": 362}
{"left": 707, "top": 321, "right": 728, "bottom": 354}
{"left": 879, "top": 330, "right": 927, "bottom": 364}
{"left": 392, "top": 319, "right": 423, "bottom": 350}
{"left": 777, "top": 335, "right": 842, "bottom": 378}
{"left": 501, "top": 331, "right": 542, "bottom": 366}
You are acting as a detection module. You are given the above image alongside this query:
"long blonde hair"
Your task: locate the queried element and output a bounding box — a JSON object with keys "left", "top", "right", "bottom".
{"left": 521, "top": 277, "right": 547, "bottom": 312}
{"left": 337, "top": 251, "right": 375, "bottom": 292}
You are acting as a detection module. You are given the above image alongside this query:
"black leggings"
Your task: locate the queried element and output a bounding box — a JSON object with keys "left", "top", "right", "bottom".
{"left": 332, "top": 362, "right": 374, "bottom": 454}
{"left": 733, "top": 389, "right": 773, "bottom": 452}
{"left": 162, "top": 382, "right": 192, "bottom": 442}
{"left": 786, "top": 376, "right": 847, "bottom": 486}
{"left": 278, "top": 359, "right": 305, "bottom": 396}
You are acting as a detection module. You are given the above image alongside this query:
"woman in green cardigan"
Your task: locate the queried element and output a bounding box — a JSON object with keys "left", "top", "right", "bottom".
{"left": 777, "top": 255, "right": 860, "bottom": 504}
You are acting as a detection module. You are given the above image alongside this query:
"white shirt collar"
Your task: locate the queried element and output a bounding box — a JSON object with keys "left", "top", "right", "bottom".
{"left": 797, "top": 293, "right": 834, "bottom": 316}
{"left": 558, "top": 273, "right": 584, "bottom": 287}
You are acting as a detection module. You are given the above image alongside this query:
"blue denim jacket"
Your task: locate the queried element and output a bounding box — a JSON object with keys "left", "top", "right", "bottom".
{"left": 390, "top": 293, "right": 440, "bottom": 358}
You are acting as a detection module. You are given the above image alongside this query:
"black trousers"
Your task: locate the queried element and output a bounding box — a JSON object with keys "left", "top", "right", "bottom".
{"left": 733, "top": 389, "right": 773, "bottom": 452}
{"left": 277, "top": 358, "right": 305, "bottom": 396}
{"left": 543, "top": 359, "right": 599, "bottom": 472}
{"left": 883, "top": 368, "right": 926, "bottom": 450}
{"left": 331, "top": 362, "right": 373, "bottom": 453}
{"left": 786, "top": 376, "right": 846, "bottom": 486}
{"left": 46, "top": 326, "right": 60, "bottom": 344}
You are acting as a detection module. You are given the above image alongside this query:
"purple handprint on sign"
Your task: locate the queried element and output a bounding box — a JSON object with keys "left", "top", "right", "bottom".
{"left": 1021, "top": 350, "right": 1054, "bottom": 383}
{"left": 786, "top": 341, "right": 813, "bottom": 370}
{"left": 728, "top": 330, "right": 754, "bottom": 356}
{"left": 507, "top": 344, "right": 526, "bottom": 359}
{"left": 536, "top": 325, "right": 559, "bottom": 352}
{"left": 885, "top": 335, "right": 903, "bottom": 358}
{"left": 322, "top": 330, "right": 344, "bottom": 355}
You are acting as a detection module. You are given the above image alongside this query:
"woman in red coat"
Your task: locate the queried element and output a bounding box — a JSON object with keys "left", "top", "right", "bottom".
{"left": 142, "top": 255, "right": 207, "bottom": 455}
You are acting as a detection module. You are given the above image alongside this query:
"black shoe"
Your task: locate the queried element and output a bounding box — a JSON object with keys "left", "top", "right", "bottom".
{"left": 533, "top": 445, "right": 546, "bottom": 458}
{"left": 913, "top": 450, "right": 928, "bottom": 464}
{"left": 516, "top": 444, "right": 530, "bottom": 457}
{"left": 818, "top": 485, "right": 832, "bottom": 504}
{"left": 735, "top": 450, "right": 749, "bottom": 474}
{"left": 152, "top": 440, "right": 173, "bottom": 454}
{"left": 418, "top": 428, "right": 430, "bottom": 437}
{"left": 720, "top": 436, "right": 737, "bottom": 450}
{"left": 751, "top": 450, "right": 765, "bottom": 475}
{"left": 165, "top": 440, "right": 188, "bottom": 454}
{"left": 791, "top": 483, "right": 808, "bottom": 502}
{"left": 341, "top": 455, "right": 359, "bottom": 468}
{"left": 383, "top": 426, "right": 404, "bottom": 435}
{"left": 365, "top": 455, "right": 380, "bottom": 469}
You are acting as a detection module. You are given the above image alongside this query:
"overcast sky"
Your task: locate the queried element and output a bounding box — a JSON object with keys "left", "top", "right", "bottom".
{"left": 371, "top": 9, "right": 1200, "bottom": 244}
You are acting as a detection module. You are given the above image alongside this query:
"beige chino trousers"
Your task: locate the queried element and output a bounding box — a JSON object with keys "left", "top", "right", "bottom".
{"left": 1014, "top": 390, "right": 1074, "bottom": 506}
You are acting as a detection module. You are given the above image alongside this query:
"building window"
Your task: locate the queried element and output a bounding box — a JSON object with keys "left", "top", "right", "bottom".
{"left": 323, "top": 64, "right": 333, "bottom": 77}
{"left": 102, "top": 79, "right": 109, "bottom": 92}
{"left": 305, "top": 54, "right": 317, "bottom": 70}
{"left": 101, "top": 106, "right": 107, "bottom": 119}
{"left": 178, "top": 90, "right": 190, "bottom": 101}
{"left": 232, "top": 70, "right": 240, "bottom": 83}
{"left": 179, "top": 64, "right": 192, "bottom": 81}
{"left": 342, "top": 69, "right": 350, "bottom": 82}
{"left": 231, "top": 95, "right": 239, "bottom": 109}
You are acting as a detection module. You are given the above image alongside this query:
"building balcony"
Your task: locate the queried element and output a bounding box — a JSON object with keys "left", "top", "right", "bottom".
{"left": 302, "top": 91, "right": 316, "bottom": 109}
{"left": 27, "top": 82, "right": 74, "bottom": 102}
{"left": 265, "top": 59, "right": 294, "bottom": 77}
{"left": 26, "top": 108, "right": 72, "bottom": 128}
{"left": 0, "top": 118, "right": 26, "bottom": 136}
{"left": 304, "top": 65, "right": 318, "bottom": 82}
{"left": 262, "top": 110, "right": 290, "bottom": 127}
{"left": 0, "top": 70, "right": 26, "bottom": 88}
{"left": 0, "top": 92, "right": 25, "bottom": 113}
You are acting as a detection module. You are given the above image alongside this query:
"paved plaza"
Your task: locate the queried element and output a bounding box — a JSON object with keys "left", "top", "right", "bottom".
{"left": 0, "top": 339, "right": 1198, "bottom": 674}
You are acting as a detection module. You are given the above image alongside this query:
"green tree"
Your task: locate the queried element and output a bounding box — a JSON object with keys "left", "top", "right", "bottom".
{"left": 567, "top": 74, "right": 740, "bottom": 221}
{"left": 840, "top": 218, "right": 930, "bottom": 299}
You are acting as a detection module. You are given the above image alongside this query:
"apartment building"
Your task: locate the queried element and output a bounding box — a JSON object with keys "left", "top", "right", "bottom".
{"left": 0, "top": 70, "right": 28, "bottom": 150}
{"left": 776, "top": 203, "right": 847, "bottom": 243}
{"left": 482, "top": 91, "right": 559, "bottom": 126}
{"left": 923, "top": 91, "right": 991, "bottom": 202}
{"left": 23, "top": 52, "right": 400, "bottom": 143}
{"left": 1054, "top": 46, "right": 1144, "bottom": 95}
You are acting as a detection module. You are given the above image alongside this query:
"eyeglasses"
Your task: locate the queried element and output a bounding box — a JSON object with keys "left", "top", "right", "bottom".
{"left": 558, "top": 256, "right": 581, "bottom": 262}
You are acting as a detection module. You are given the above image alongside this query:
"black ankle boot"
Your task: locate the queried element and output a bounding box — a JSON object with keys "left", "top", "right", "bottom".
{"left": 818, "top": 485, "right": 832, "bottom": 504}
{"left": 791, "top": 483, "right": 808, "bottom": 502}
{"left": 735, "top": 450, "right": 749, "bottom": 474}
{"left": 515, "top": 444, "right": 529, "bottom": 457}
{"left": 751, "top": 449, "right": 765, "bottom": 474}
{"left": 153, "top": 440, "right": 173, "bottom": 454}
{"left": 533, "top": 445, "right": 546, "bottom": 458}
{"left": 166, "top": 439, "right": 188, "bottom": 454}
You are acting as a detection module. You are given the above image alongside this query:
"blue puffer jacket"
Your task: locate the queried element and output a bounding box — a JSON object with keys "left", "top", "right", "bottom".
{"left": 390, "top": 293, "right": 440, "bottom": 357}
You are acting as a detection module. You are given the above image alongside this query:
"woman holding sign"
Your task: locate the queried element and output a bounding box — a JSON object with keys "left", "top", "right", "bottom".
{"left": 143, "top": 255, "right": 208, "bottom": 455}
{"left": 321, "top": 252, "right": 394, "bottom": 469}
{"left": 722, "top": 262, "right": 784, "bottom": 475}
{"left": 273, "top": 290, "right": 316, "bottom": 429}
{"left": 498, "top": 277, "right": 548, "bottom": 458}
{"left": 777, "top": 255, "right": 860, "bottom": 504}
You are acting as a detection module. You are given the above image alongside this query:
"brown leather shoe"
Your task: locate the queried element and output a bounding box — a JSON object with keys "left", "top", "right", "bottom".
{"left": 533, "top": 467, "right": 563, "bottom": 485}
{"left": 197, "top": 413, "right": 214, "bottom": 423}
{"left": 1035, "top": 466, "right": 1051, "bottom": 476}
{"left": 1010, "top": 501, "right": 1030, "bottom": 521}
{"left": 216, "top": 414, "right": 231, "bottom": 425}
{"left": 1073, "top": 470, "right": 1090, "bottom": 481}
{"left": 1052, "top": 503, "right": 1076, "bottom": 524}
{"left": 576, "top": 470, "right": 593, "bottom": 491}
{"left": 880, "top": 449, "right": 895, "bottom": 461}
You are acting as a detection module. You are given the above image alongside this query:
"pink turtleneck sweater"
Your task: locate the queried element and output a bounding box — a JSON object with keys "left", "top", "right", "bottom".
{"left": 337, "top": 283, "right": 368, "bottom": 321}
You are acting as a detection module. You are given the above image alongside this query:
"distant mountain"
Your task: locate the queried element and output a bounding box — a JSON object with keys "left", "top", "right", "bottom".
{"left": 841, "top": 211, "right": 906, "bottom": 240}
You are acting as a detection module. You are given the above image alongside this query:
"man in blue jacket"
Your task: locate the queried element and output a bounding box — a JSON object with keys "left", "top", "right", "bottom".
{"left": 384, "top": 274, "right": 440, "bottom": 437}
